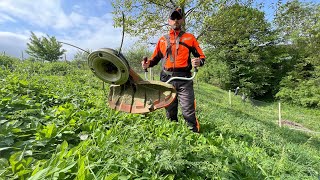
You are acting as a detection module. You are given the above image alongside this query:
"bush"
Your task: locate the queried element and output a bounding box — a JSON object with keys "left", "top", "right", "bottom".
{"left": 0, "top": 54, "right": 19, "bottom": 70}
{"left": 276, "top": 78, "right": 320, "bottom": 108}
{"left": 197, "top": 54, "right": 231, "bottom": 89}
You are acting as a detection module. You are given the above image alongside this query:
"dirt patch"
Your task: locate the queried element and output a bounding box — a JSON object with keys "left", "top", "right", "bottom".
{"left": 281, "top": 120, "right": 315, "bottom": 133}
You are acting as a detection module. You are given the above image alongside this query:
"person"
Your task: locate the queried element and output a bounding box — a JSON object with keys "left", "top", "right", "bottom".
{"left": 141, "top": 7, "right": 206, "bottom": 132}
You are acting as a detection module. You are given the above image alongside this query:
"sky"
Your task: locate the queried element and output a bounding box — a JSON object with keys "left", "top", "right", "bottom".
{"left": 0, "top": 0, "right": 137, "bottom": 60}
{"left": 0, "top": 0, "right": 319, "bottom": 60}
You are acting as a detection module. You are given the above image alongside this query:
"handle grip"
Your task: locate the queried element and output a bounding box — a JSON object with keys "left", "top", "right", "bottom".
{"left": 143, "top": 56, "right": 148, "bottom": 72}
{"left": 194, "top": 67, "right": 198, "bottom": 72}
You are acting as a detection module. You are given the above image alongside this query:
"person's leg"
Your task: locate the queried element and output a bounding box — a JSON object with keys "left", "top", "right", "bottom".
{"left": 165, "top": 97, "right": 178, "bottom": 122}
{"left": 160, "top": 71, "right": 179, "bottom": 122}
{"left": 177, "top": 80, "right": 199, "bottom": 132}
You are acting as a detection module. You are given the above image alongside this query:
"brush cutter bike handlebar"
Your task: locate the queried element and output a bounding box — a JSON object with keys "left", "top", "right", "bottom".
{"left": 166, "top": 68, "right": 198, "bottom": 84}
{"left": 143, "top": 56, "right": 148, "bottom": 80}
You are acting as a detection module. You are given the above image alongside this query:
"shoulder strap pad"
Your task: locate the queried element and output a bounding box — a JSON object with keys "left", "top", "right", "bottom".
{"left": 178, "top": 31, "right": 185, "bottom": 37}
{"left": 163, "top": 34, "right": 174, "bottom": 63}
{"left": 162, "top": 31, "right": 186, "bottom": 65}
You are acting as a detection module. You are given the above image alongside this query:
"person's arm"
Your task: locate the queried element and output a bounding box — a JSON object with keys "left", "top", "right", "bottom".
{"left": 148, "top": 37, "right": 164, "bottom": 67}
{"left": 191, "top": 35, "right": 205, "bottom": 67}
{"left": 141, "top": 37, "right": 164, "bottom": 69}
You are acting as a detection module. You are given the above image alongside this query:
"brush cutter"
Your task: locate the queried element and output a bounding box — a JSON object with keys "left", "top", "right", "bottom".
{"left": 88, "top": 48, "right": 197, "bottom": 114}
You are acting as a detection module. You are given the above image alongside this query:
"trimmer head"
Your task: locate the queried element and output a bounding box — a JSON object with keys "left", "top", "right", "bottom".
{"left": 109, "top": 80, "right": 176, "bottom": 114}
{"left": 88, "top": 48, "right": 176, "bottom": 114}
{"left": 88, "top": 48, "right": 130, "bottom": 85}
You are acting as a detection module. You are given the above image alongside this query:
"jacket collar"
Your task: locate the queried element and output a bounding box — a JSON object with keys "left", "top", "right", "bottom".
{"left": 169, "top": 29, "right": 181, "bottom": 36}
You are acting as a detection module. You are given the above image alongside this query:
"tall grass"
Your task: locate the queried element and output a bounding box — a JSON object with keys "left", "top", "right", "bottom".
{"left": 0, "top": 58, "right": 319, "bottom": 179}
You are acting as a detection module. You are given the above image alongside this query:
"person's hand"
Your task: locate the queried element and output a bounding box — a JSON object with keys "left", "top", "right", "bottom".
{"left": 191, "top": 58, "right": 201, "bottom": 68}
{"left": 141, "top": 59, "right": 150, "bottom": 69}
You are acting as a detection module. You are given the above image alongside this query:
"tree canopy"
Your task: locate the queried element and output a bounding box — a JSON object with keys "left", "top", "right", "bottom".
{"left": 112, "top": 0, "right": 257, "bottom": 41}
{"left": 26, "top": 32, "right": 66, "bottom": 62}
{"left": 274, "top": 0, "right": 320, "bottom": 107}
{"left": 111, "top": 0, "right": 320, "bottom": 107}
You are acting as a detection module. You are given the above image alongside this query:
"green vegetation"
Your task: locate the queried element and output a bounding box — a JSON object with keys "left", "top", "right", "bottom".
{"left": 1, "top": 0, "right": 319, "bottom": 179}
{"left": 26, "top": 32, "right": 66, "bottom": 62}
{"left": 112, "top": 0, "right": 320, "bottom": 108}
{"left": 1, "top": 56, "right": 319, "bottom": 179}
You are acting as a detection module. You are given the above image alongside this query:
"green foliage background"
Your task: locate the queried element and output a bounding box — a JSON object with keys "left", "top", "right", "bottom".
{"left": 111, "top": 0, "right": 320, "bottom": 108}
{"left": 1, "top": 0, "right": 320, "bottom": 179}
{"left": 26, "top": 32, "right": 66, "bottom": 62}
{"left": 1, "top": 55, "right": 319, "bottom": 179}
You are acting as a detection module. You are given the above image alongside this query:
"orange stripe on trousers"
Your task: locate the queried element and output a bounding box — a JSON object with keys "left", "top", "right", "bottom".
{"left": 194, "top": 99, "right": 200, "bottom": 132}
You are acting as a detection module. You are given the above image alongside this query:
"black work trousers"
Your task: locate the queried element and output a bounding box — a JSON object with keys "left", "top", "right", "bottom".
{"left": 160, "top": 70, "right": 199, "bottom": 132}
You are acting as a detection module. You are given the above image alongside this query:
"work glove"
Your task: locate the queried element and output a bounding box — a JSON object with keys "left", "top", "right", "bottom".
{"left": 191, "top": 58, "right": 203, "bottom": 68}
{"left": 141, "top": 57, "right": 150, "bottom": 70}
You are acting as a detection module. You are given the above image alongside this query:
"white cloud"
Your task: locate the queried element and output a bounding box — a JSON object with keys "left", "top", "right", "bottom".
{"left": 0, "top": 0, "right": 89, "bottom": 30}
{"left": 0, "top": 1, "right": 139, "bottom": 60}
{"left": 95, "top": 0, "right": 108, "bottom": 7}
{"left": 0, "top": 0, "right": 65, "bottom": 29}
{"left": 71, "top": 5, "right": 82, "bottom": 13}
{"left": 59, "top": 14, "right": 138, "bottom": 60}
{"left": 0, "top": 13, "right": 16, "bottom": 23}
{"left": 0, "top": 32, "right": 28, "bottom": 58}
{"left": 0, "top": 32, "right": 28, "bottom": 43}
{"left": 69, "top": 12, "right": 86, "bottom": 26}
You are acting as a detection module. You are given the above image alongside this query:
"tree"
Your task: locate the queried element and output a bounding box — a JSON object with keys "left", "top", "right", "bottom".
{"left": 111, "top": 0, "right": 281, "bottom": 97}
{"left": 123, "top": 44, "right": 154, "bottom": 73}
{"left": 111, "top": 0, "right": 257, "bottom": 42}
{"left": 73, "top": 49, "right": 91, "bottom": 62}
{"left": 274, "top": 0, "right": 320, "bottom": 107}
{"left": 72, "top": 49, "right": 92, "bottom": 69}
{"left": 201, "top": 3, "right": 276, "bottom": 97}
{"left": 26, "top": 32, "right": 66, "bottom": 62}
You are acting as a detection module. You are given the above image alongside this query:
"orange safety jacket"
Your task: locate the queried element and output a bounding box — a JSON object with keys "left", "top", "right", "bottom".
{"left": 148, "top": 29, "right": 205, "bottom": 72}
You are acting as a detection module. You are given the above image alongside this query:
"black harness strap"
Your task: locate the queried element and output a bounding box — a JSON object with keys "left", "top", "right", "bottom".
{"left": 162, "top": 31, "right": 189, "bottom": 71}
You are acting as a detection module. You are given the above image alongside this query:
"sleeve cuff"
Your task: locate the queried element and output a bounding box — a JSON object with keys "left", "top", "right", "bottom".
{"left": 200, "top": 59, "right": 205, "bottom": 66}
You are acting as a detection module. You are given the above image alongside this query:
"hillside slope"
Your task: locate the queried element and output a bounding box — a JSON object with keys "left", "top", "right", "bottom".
{"left": 195, "top": 82, "right": 320, "bottom": 178}
{"left": 0, "top": 60, "right": 319, "bottom": 179}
